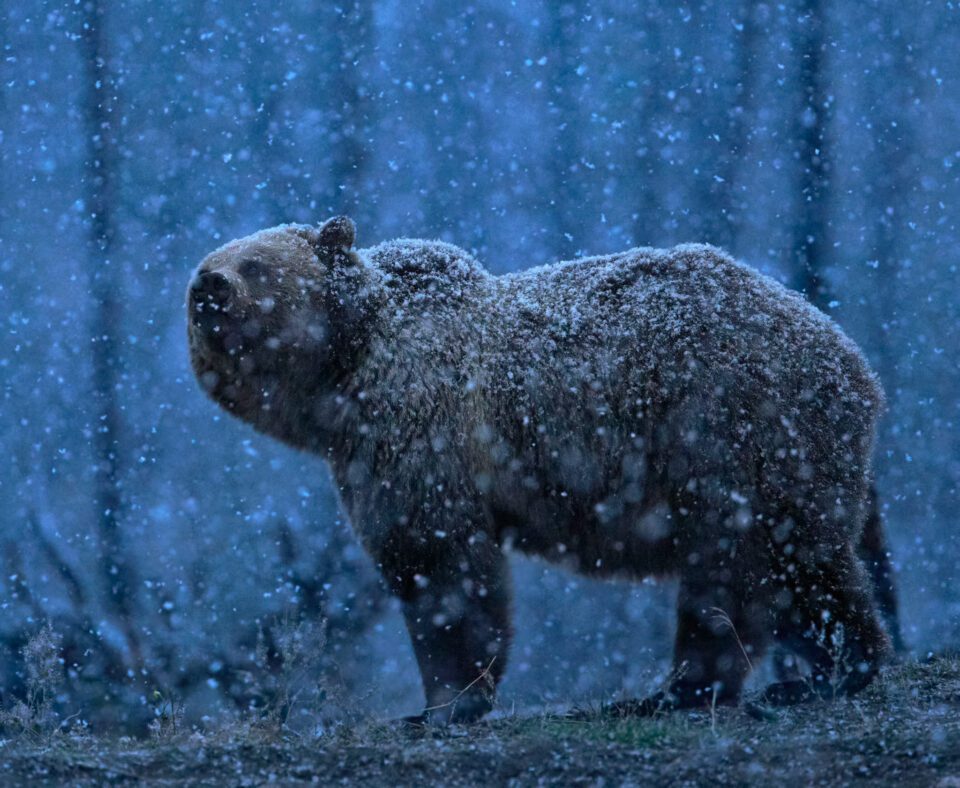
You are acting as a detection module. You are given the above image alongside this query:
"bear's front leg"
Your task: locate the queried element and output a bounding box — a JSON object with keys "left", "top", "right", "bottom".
{"left": 394, "top": 539, "right": 512, "bottom": 725}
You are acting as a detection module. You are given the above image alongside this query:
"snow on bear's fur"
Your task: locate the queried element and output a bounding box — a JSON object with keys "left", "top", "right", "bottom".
{"left": 187, "top": 216, "right": 890, "bottom": 724}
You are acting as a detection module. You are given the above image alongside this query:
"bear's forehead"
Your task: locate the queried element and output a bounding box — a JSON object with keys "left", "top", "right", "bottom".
{"left": 204, "top": 225, "right": 309, "bottom": 266}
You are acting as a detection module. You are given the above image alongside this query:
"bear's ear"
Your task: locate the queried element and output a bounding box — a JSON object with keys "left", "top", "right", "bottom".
{"left": 289, "top": 217, "right": 357, "bottom": 266}
{"left": 316, "top": 215, "right": 356, "bottom": 253}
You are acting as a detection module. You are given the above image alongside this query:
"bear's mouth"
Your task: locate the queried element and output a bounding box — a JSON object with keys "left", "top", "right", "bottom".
{"left": 188, "top": 268, "right": 240, "bottom": 341}
{"left": 190, "top": 299, "right": 232, "bottom": 329}
{"left": 190, "top": 296, "right": 231, "bottom": 315}
{"left": 189, "top": 298, "right": 248, "bottom": 355}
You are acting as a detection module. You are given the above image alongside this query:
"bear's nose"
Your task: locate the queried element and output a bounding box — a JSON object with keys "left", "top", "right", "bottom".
{"left": 190, "top": 270, "right": 232, "bottom": 308}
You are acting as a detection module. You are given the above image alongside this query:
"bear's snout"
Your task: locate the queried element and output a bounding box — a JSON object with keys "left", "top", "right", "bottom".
{"left": 190, "top": 270, "right": 233, "bottom": 312}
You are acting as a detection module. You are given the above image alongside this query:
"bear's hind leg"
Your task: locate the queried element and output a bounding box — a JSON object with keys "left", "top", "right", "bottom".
{"left": 762, "top": 542, "right": 890, "bottom": 706}
{"left": 604, "top": 567, "right": 771, "bottom": 717}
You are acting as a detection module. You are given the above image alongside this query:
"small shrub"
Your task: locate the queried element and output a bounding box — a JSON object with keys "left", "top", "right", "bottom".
{"left": 230, "top": 613, "right": 330, "bottom": 738}
{"left": 0, "top": 623, "right": 65, "bottom": 736}
{"left": 148, "top": 689, "right": 185, "bottom": 741}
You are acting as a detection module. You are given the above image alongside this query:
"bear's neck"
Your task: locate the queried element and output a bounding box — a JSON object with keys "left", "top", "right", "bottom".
{"left": 197, "top": 348, "right": 348, "bottom": 454}
{"left": 250, "top": 261, "right": 387, "bottom": 454}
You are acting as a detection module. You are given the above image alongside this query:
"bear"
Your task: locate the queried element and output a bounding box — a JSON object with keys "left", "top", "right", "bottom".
{"left": 187, "top": 216, "right": 893, "bottom": 724}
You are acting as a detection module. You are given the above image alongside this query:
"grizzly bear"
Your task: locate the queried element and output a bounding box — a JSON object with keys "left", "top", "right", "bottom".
{"left": 187, "top": 216, "right": 893, "bottom": 724}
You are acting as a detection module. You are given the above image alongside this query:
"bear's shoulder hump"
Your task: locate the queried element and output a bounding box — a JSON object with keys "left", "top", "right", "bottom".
{"left": 364, "top": 239, "right": 487, "bottom": 282}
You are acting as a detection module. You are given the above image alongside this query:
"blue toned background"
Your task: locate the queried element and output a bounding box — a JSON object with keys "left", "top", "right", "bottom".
{"left": 1, "top": 0, "right": 957, "bottom": 729}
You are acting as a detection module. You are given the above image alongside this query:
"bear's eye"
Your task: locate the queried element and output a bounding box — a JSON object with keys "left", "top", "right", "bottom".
{"left": 239, "top": 259, "right": 267, "bottom": 281}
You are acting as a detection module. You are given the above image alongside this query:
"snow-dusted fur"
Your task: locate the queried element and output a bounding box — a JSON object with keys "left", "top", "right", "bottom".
{"left": 187, "top": 217, "right": 890, "bottom": 723}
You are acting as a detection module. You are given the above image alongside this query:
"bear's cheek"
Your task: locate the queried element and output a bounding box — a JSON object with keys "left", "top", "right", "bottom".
{"left": 188, "top": 313, "right": 228, "bottom": 349}
{"left": 197, "top": 369, "right": 220, "bottom": 393}
{"left": 241, "top": 317, "right": 262, "bottom": 340}
{"left": 222, "top": 331, "right": 246, "bottom": 354}
{"left": 305, "top": 320, "right": 328, "bottom": 344}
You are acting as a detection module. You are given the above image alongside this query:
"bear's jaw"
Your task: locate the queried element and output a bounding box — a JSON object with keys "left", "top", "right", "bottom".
{"left": 187, "top": 303, "right": 250, "bottom": 358}
{"left": 189, "top": 331, "right": 351, "bottom": 451}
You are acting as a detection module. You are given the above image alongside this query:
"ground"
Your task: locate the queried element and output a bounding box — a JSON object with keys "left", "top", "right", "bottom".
{"left": 2, "top": 658, "right": 959, "bottom": 786}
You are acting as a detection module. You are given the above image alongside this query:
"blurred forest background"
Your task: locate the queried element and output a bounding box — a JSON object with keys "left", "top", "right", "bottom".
{"left": 1, "top": 0, "right": 958, "bottom": 732}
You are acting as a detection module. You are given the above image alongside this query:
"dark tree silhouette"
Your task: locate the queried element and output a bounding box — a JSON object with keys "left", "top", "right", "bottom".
{"left": 323, "top": 1, "right": 373, "bottom": 217}
{"left": 712, "top": 0, "right": 761, "bottom": 251}
{"left": 865, "top": 17, "right": 914, "bottom": 398}
{"left": 546, "top": 1, "right": 585, "bottom": 260}
{"left": 80, "top": 0, "right": 139, "bottom": 647}
{"left": 790, "top": 0, "right": 832, "bottom": 309}
{"left": 242, "top": 28, "right": 288, "bottom": 225}
{"left": 629, "top": 6, "right": 667, "bottom": 248}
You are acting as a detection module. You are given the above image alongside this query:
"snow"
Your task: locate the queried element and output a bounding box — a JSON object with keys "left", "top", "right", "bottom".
{"left": 0, "top": 0, "right": 955, "bottom": 742}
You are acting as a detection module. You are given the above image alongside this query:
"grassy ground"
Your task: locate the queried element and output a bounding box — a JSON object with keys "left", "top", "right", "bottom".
{"left": 2, "top": 657, "right": 959, "bottom": 786}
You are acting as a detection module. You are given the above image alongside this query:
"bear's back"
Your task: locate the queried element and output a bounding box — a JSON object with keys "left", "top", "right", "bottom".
{"left": 492, "top": 243, "right": 881, "bottom": 421}
{"left": 492, "top": 243, "right": 783, "bottom": 367}
{"left": 357, "top": 238, "right": 880, "bottom": 427}
{"left": 497, "top": 242, "right": 809, "bottom": 343}
{"left": 507, "top": 244, "right": 834, "bottom": 337}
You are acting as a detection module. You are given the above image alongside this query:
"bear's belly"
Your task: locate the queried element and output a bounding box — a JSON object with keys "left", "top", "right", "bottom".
{"left": 489, "top": 489, "right": 680, "bottom": 580}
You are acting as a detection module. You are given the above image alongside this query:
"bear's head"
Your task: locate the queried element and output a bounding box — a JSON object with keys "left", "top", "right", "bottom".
{"left": 187, "top": 216, "right": 366, "bottom": 440}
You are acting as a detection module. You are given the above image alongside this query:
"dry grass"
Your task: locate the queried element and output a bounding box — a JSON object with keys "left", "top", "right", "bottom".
{"left": 0, "top": 656, "right": 958, "bottom": 785}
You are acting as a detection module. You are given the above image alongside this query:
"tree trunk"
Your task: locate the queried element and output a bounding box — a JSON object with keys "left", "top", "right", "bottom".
{"left": 80, "top": 1, "right": 137, "bottom": 637}
{"left": 867, "top": 18, "right": 912, "bottom": 400}
{"left": 326, "top": 1, "right": 373, "bottom": 216}
{"left": 630, "top": 7, "right": 666, "bottom": 248}
{"left": 546, "top": 1, "right": 584, "bottom": 260}
{"left": 711, "top": 0, "right": 760, "bottom": 251}
{"left": 790, "top": 0, "right": 832, "bottom": 310}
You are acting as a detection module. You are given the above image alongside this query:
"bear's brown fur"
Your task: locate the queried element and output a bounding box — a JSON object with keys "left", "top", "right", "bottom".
{"left": 187, "top": 217, "right": 891, "bottom": 723}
